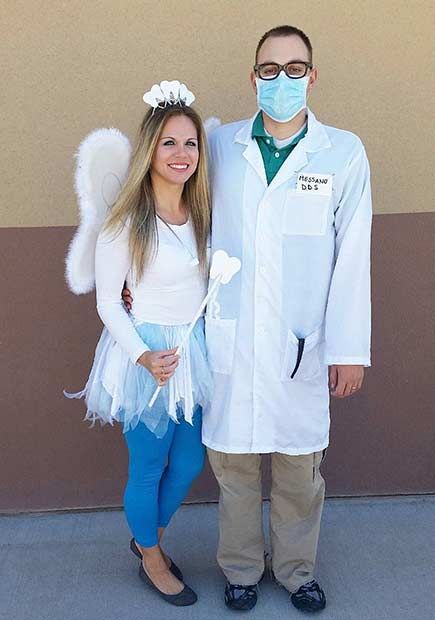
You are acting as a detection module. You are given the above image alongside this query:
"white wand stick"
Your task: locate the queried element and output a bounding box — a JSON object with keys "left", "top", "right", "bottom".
{"left": 148, "top": 275, "right": 223, "bottom": 408}
{"left": 147, "top": 250, "right": 241, "bottom": 409}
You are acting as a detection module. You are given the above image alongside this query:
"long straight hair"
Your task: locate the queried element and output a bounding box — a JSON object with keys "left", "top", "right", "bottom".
{"left": 104, "top": 104, "right": 211, "bottom": 281}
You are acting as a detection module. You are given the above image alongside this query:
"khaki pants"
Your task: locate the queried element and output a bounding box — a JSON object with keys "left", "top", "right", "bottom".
{"left": 207, "top": 448, "right": 325, "bottom": 592}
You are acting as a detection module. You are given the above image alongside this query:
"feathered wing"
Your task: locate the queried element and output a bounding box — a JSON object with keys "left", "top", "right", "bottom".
{"left": 203, "top": 116, "right": 221, "bottom": 136}
{"left": 65, "top": 118, "right": 220, "bottom": 295}
{"left": 65, "top": 128, "right": 132, "bottom": 294}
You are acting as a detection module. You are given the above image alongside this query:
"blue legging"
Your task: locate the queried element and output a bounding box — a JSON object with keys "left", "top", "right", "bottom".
{"left": 123, "top": 409, "right": 205, "bottom": 547}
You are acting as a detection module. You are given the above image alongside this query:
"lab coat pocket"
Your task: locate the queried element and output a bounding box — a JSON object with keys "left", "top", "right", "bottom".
{"left": 205, "top": 317, "right": 237, "bottom": 375}
{"left": 281, "top": 326, "right": 324, "bottom": 382}
{"left": 283, "top": 190, "right": 329, "bottom": 236}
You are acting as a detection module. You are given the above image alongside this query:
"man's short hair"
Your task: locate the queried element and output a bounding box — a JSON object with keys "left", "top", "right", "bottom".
{"left": 255, "top": 25, "right": 313, "bottom": 63}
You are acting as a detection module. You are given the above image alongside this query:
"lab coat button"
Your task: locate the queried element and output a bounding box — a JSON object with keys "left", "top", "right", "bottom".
{"left": 274, "top": 152, "right": 280, "bottom": 158}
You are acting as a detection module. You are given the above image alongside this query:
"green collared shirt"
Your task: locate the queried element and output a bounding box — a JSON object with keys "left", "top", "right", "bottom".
{"left": 252, "top": 112, "right": 308, "bottom": 185}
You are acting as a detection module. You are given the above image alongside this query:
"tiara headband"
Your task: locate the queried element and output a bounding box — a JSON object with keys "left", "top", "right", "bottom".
{"left": 143, "top": 80, "right": 195, "bottom": 111}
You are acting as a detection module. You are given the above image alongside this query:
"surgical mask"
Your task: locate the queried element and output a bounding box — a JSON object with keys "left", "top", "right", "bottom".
{"left": 256, "top": 73, "right": 309, "bottom": 123}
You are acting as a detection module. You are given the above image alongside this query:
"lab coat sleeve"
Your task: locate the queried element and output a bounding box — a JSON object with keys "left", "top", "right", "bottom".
{"left": 324, "top": 143, "right": 372, "bottom": 366}
{"left": 95, "top": 224, "right": 150, "bottom": 364}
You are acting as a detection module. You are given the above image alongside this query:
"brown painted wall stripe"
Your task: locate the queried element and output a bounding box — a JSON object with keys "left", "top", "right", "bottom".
{"left": 1, "top": 213, "right": 435, "bottom": 512}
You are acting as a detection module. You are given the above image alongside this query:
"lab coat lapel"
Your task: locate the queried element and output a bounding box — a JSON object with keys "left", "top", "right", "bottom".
{"left": 242, "top": 139, "right": 267, "bottom": 187}
{"left": 234, "top": 116, "right": 267, "bottom": 188}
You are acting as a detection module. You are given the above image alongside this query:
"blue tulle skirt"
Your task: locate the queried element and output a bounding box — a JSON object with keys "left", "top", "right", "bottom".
{"left": 64, "top": 318, "right": 212, "bottom": 438}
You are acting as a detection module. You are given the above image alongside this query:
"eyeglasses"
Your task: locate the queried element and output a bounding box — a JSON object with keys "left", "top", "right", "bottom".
{"left": 254, "top": 61, "right": 313, "bottom": 80}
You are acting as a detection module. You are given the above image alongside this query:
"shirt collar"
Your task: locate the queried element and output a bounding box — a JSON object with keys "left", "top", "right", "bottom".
{"left": 235, "top": 108, "right": 331, "bottom": 152}
{"left": 251, "top": 111, "right": 268, "bottom": 139}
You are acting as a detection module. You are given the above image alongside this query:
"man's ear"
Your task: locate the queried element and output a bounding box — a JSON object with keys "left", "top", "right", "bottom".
{"left": 307, "top": 67, "right": 318, "bottom": 95}
{"left": 250, "top": 70, "right": 257, "bottom": 94}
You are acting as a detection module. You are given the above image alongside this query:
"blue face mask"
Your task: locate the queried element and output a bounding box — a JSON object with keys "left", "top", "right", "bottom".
{"left": 256, "top": 73, "right": 309, "bottom": 123}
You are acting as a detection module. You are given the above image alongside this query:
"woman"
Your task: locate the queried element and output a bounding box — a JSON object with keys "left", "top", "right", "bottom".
{"left": 67, "top": 82, "right": 212, "bottom": 606}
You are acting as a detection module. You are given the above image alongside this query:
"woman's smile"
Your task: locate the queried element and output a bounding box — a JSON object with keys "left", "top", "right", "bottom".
{"left": 168, "top": 163, "right": 189, "bottom": 171}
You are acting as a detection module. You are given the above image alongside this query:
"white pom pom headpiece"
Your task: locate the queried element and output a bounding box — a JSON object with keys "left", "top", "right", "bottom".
{"left": 143, "top": 80, "right": 195, "bottom": 111}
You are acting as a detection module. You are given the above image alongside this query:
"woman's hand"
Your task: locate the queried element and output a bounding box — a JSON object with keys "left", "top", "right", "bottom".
{"left": 137, "top": 348, "right": 180, "bottom": 385}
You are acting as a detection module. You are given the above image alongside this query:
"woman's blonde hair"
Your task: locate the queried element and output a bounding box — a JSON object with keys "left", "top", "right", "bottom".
{"left": 104, "top": 104, "right": 211, "bottom": 281}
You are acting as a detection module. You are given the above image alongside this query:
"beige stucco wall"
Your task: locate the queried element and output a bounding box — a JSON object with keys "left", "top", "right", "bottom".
{"left": 1, "top": 0, "right": 434, "bottom": 227}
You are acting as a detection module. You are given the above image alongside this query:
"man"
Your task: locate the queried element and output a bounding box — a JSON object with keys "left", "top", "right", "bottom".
{"left": 203, "top": 25, "right": 371, "bottom": 613}
{"left": 124, "top": 24, "right": 371, "bottom": 614}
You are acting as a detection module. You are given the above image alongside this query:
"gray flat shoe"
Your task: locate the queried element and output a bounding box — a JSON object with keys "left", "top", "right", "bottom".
{"left": 129, "top": 538, "right": 184, "bottom": 581}
{"left": 138, "top": 563, "right": 197, "bottom": 606}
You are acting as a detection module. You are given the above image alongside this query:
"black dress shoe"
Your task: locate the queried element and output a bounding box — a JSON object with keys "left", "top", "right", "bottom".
{"left": 290, "top": 580, "right": 326, "bottom": 613}
{"left": 138, "top": 563, "right": 197, "bottom": 606}
{"left": 224, "top": 581, "right": 259, "bottom": 611}
{"left": 130, "top": 538, "right": 183, "bottom": 581}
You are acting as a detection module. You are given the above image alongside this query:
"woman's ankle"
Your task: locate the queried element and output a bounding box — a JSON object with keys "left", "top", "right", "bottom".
{"left": 141, "top": 545, "right": 167, "bottom": 571}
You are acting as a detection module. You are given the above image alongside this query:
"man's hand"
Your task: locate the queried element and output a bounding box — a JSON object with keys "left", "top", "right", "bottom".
{"left": 122, "top": 284, "right": 133, "bottom": 311}
{"left": 329, "top": 365, "right": 364, "bottom": 398}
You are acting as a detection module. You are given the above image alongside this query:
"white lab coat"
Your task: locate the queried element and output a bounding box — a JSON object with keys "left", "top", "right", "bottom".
{"left": 203, "top": 109, "right": 372, "bottom": 455}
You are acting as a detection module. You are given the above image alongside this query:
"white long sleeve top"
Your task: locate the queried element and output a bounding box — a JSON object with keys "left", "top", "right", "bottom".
{"left": 95, "top": 218, "right": 207, "bottom": 364}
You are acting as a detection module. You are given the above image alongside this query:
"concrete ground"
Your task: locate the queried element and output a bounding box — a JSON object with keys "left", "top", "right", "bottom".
{"left": 1, "top": 496, "right": 434, "bottom": 620}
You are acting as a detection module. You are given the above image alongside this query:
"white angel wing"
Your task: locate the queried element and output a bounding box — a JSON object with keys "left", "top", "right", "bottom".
{"left": 65, "top": 128, "right": 132, "bottom": 294}
{"left": 203, "top": 116, "right": 221, "bottom": 136}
